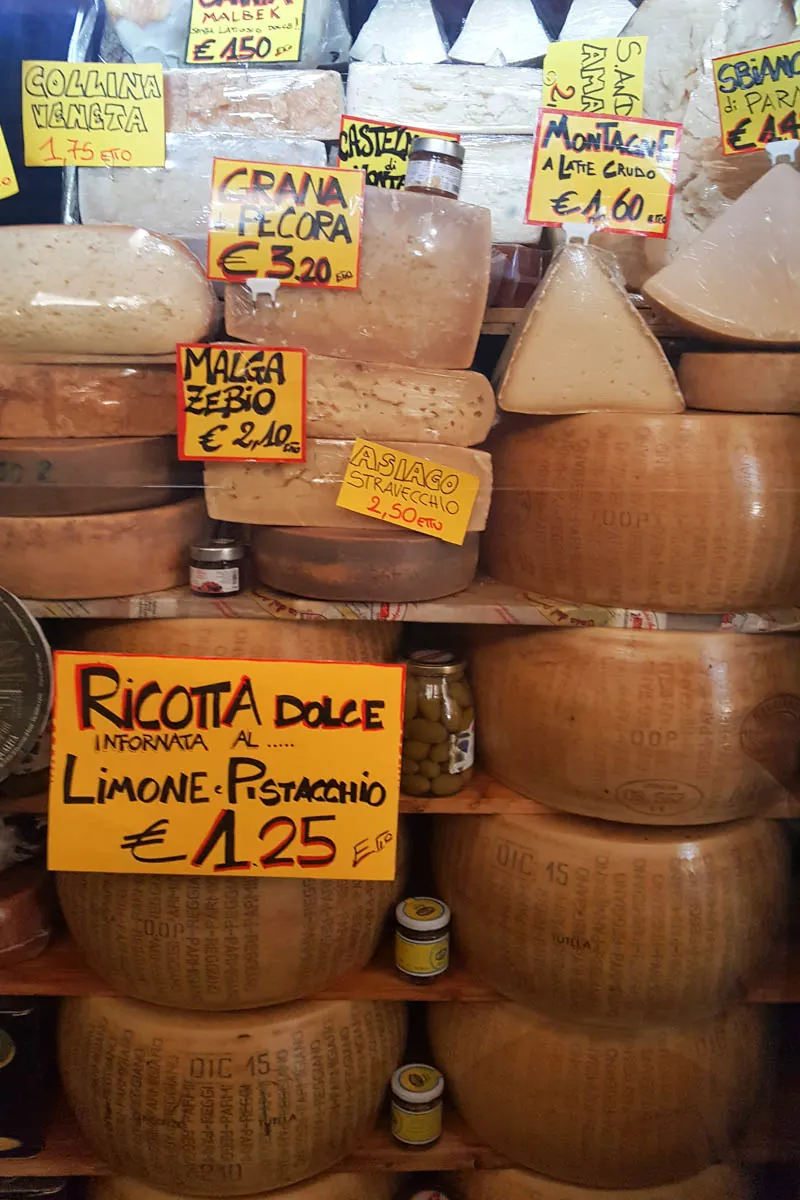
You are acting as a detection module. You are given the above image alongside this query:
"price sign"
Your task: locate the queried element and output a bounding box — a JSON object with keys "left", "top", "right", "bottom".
{"left": 526, "top": 109, "right": 681, "bottom": 236}
{"left": 713, "top": 40, "right": 800, "bottom": 155}
{"left": 177, "top": 344, "right": 306, "bottom": 462}
{"left": 338, "top": 116, "right": 460, "bottom": 188}
{"left": 48, "top": 651, "right": 403, "bottom": 880}
{"left": 207, "top": 158, "right": 365, "bottom": 287}
{"left": 336, "top": 438, "right": 479, "bottom": 546}
{"left": 0, "top": 126, "right": 18, "bottom": 200}
{"left": 543, "top": 37, "right": 647, "bottom": 117}
{"left": 21, "top": 62, "right": 165, "bottom": 168}
{"left": 186, "top": 0, "right": 305, "bottom": 64}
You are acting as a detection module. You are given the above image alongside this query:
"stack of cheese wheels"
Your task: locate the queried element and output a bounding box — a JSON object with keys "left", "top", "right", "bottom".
{"left": 453, "top": 1164, "right": 749, "bottom": 1199}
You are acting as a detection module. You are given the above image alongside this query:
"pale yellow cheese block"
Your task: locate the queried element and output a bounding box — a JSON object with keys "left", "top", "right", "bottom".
{"left": 428, "top": 1001, "right": 765, "bottom": 1189}
{"left": 60, "top": 995, "right": 406, "bottom": 1195}
{"left": 92, "top": 1174, "right": 393, "bottom": 1200}
{"left": 679, "top": 351, "right": 800, "bottom": 413}
{"left": 495, "top": 244, "right": 683, "bottom": 414}
{"left": 468, "top": 626, "right": 800, "bottom": 823}
{"left": 205, "top": 441, "right": 493, "bottom": 530}
{"left": 644, "top": 165, "right": 800, "bottom": 345}
{"left": 434, "top": 810, "right": 787, "bottom": 1024}
{"left": 456, "top": 1165, "right": 748, "bottom": 1200}
{"left": 0, "top": 363, "right": 176, "bottom": 437}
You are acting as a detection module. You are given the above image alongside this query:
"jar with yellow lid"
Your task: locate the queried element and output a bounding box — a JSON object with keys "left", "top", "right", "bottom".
{"left": 401, "top": 651, "right": 474, "bottom": 797}
{"left": 391, "top": 1063, "right": 445, "bottom": 1147}
{"left": 395, "top": 896, "right": 451, "bottom": 982}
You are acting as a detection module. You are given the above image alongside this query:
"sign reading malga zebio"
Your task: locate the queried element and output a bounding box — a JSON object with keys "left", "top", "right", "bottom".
{"left": 49, "top": 652, "right": 404, "bottom": 880}
{"left": 186, "top": 0, "right": 306, "bottom": 65}
{"left": 21, "top": 62, "right": 165, "bottom": 168}
{"left": 713, "top": 40, "right": 800, "bottom": 154}
{"left": 338, "top": 116, "right": 460, "bottom": 188}
{"left": 207, "top": 158, "right": 365, "bottom": 287}
{"left": 526, "top": 109, "right": 681, "bottom": 236}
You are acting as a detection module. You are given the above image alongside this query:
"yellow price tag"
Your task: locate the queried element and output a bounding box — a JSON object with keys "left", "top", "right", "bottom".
{"left": 713, "top": 40, "right": 800, "bottom": 155}
{"left": 338, "top": 115, "right": 460, "bottom": 188}
{"left": 526, "top": 109, "right": 681, "bottom": 236}
{"left": 336, "top": 438, "right": 479, "bottom": 547}
{"left": 207, "top": 158, "right": 365, "bottom": 288}
{"left": 186, "top": 0, "right": 305, "bottom": 64}
{"left": 21, "top": 61, "right": 165, "bottom": 168}
{"left": 49, "top": 651, "right": 403, "bottom": 880}
{"left": 0, "top": 126, "right": 18, "bottom": 200}
{"left": 543, "top": 37, "right": 647, "bottom": 117}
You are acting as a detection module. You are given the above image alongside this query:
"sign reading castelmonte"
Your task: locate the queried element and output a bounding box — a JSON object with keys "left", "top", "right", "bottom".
{"left": 21, "top": 62, "right": 165, "bottom": 168}
{"left": 177, "top": 344, "right": 306, "bottom": 462}
{"left": 49, "top": 652, "right": 404, "bottom": 880}
{"left": 713, "top": 40, "right": 800, "bottom": 154}
{"left": 207, "top": 158, "right": 365, "bottom": 287}
{"left": 526, "top": 109, "right": 681, "bottom": 236}
{"left": 338, "top": 116, "right": 460, "bottom": 188}
{"left": 186, "top": 0, "right": 306, "bottom": 65}
{"left": 543, "top": 37, "right": 647, "bottom": 117}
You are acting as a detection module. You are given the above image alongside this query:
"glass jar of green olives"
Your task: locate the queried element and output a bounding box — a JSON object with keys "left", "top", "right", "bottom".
{"left": 401, "top": 651, "right": 475, "bottom": 797}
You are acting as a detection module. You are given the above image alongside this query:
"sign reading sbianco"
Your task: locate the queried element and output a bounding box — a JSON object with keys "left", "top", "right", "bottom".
{"left": 49, "top": 652, "right": 404, "bottom": 879}
{"left": 713, "top": 40, "right": 800, "bottom": 154}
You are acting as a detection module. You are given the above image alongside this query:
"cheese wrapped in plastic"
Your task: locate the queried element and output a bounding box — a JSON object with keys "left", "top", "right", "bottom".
{"left": 164, "top": 68, "right": 344, "bottom": 138}
{"left": 460, "top": 136, "right": 541, "bottom": 245}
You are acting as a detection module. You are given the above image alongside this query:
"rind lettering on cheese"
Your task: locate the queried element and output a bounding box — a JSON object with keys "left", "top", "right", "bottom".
{"left": 469, "top": 626, "right": 800, "bottom": 823}
{"left": 428, "top": 1001, "right": 765, "bottom": 1189}
{"left": 456, "top": 1164, "right": 748, "bottom": 1200}
{"left": 165, "top": 69, "right": 344, "bottom": 138}
{"left": 679, "top": 352, "right": 800, "bottom": 413}
{"left": 92, "top": 1173, "right": 394, "bottom": 1200}
{"left": 483, "top": 412, "right": 800, "bottom": 612}
{"left": 0, "top": 498, "right": 206, "bottom": 599}
{"left": 252, "top": 526, "right": 479, "bottom": 602}
{"left": 204, "top": 441, "right": 493, "bottom": 531}
{"left": 643, "top": 165, "right": 800, "bottom": 345}
{"left": 495, "top": 245, "right": 684, "bottom": 415}
{"left": 225, "top": 188, "right": 492, "bottom": 369}
{"left": 0, "top": 364, "right": 176, "bottom": 438}
{"left": 60, "top": 995, "right": 406, "bottom": 1194}
{"left": 434, "top": 810, "right": 787, "bottom": 1023}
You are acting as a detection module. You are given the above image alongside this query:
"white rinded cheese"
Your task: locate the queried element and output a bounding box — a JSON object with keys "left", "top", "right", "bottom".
{"left": 429, "top": 1000, "right": 765, "bottom": 1188}
{"left": 351, "top": 0, "right": 448, "bottom": 63}
{"left": 449, "top": 0, "right": 550, "bottom": 65}
{"left": 457, "top": 1164, "right": 748, "bottom": 1200}
{"left": 679, "top": 352, "right": 800, "bottom": 414}
{"left": 460, "top": 137, "right": 542, "bottom": 245}
{"left": 558, "top": 0, "right": 635, "bottom": 41}
{"left": 92, "top": 1174, "right": 394, "bottom": 1200}
{"left": 60, "top": 995, "right": 406, "bottom": 1194}
{"left": 0, "top": 363, "right": 176, "bottom": 438}
{"left": 165, "top": 69, "right": 344, "bottom": 139}
{"left": 495, "top": 244, "right": 683, "bottom": 413}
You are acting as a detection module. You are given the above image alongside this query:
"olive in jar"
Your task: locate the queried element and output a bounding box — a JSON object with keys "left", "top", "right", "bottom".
{"left": 400, "top": 651, "right": 475, "bottom": 797}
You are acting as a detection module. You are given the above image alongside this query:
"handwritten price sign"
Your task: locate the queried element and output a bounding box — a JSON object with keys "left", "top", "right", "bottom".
{"left": 0, "top": 126, "right": 18, "bottom": 200}
{"left": 48, "top": 652, "right": 403, "bottom": 880}
{"left": 186, "top": 0, "right": 306, "bottom": 64}
{"left": 338, "top": 115, "right": 460, "bottom": 188}
{"left": 714, "top": 40, "right": 800, "bottom": 154}
{"left": 543, "top": 37, "right": 647, "bottom": 117}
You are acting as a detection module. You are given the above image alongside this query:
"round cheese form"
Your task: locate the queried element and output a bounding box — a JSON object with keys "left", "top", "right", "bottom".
{"left": 455, "top": 1164, "right": 748, "bottom": 1200}
{"left": 0, "top": 862, "right": 53, "bottom": 967}
{"left": 252, "top": 526, "right": 479, "bottom": 601}
{"left": 433, "top": 811, "right": 787, "bottom": 1024}
{"left": 679, "top": 352, "right": 800, "bottom": 414}
{"left": 0, "top": 364, "right": 176, "bottom": 437}
{"left": 428, "top": 1001, "right": 765, "bottom": 1189}
{"left": 468, "top": 626, "right": 800, "bottom": 824}
{"left": 483, "top": 413, "right": 800, "bottom": 612}
{"left": 0, "top": 498, "right": 206, "bottom": 599}
{"left": 91, "top": 1175, "right": 393, "bottom": 1200}
{"left": 60, "top": 995, "right": 406, "bottom": 1195}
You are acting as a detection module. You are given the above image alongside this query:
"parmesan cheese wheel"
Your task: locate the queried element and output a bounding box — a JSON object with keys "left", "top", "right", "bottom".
{"left": 0, "top": 498, "right": 206, "bottom": 599}
{"left": 433, "top": 811, "right": 787, "bottom": 1024}
{"left": 428, "top": 1001, "right": 765, "bottom": 1189}
{"left": 679, "top": 352, "right": 800, "bottom": 414}
{"left": 455, "top": 1164, "right": 748, "bottom": 1200}
{"left": 92, "top": 1174, "right": 393, "bottom": 1200}
{"left": 468, "top": 626, "right": 800, "bottom": 824}
{"left": 0, "top": 364, "right": 176, "bottom": 438}
{"left": 483, "top": 413, "right": 800, "bottom": 612}
{"left": 60, "top": 995, "right": 406, "bottom": 1195}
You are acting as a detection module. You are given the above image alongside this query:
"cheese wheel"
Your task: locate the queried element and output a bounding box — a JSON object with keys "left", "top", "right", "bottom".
{"left": 468, "top": 626, "right": 800, "bottom": 823}
{"left": 483, "top": 413, "right": 800, "bottom": 612}
{"left": 0, "top": 862, "right": 53, "bottom": 967}
{"left": 679, "top": 353, "right": 800, "bottom": 414}
{"left": 92, "top": 1174, "right": 393, "bottom": 1200}
{"left": 0, "top": 364, "right": 177, "bottom": 438}
{"left": 455, "top": 1165, "right": 748, "bottom": 1200}
{"left": 0, "top": 438, "right": 195, "bottom": 516}
{"left": 428, "top": 1001, "right": 765, "bottom": 1189}
{"left": 252, "top": 526, "right": 479, "bottom": 602}
{"left": 433, "top": 811, "right": 787, "bottom": 1024}
{"left": 0, "top": 498, "right": 206, "bottom": 599}
{"left": 60, "top": 995, "right": 406, "bottom": 1194}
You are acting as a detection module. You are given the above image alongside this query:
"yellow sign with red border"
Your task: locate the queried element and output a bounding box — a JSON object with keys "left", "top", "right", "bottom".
{"left": 337, "top": 115, "right": 460, "bottom": 188}
{"left": 713, "top": 40, "right": 800, "bottom": 155}
{"left": 0, "top": 126, "right": 18, "bottom": 200}
{"left": 186, "top": 0, "right": 306, "bottom": 64}
{"left": 543, "top": 37, "right": 647, "bottom": 117}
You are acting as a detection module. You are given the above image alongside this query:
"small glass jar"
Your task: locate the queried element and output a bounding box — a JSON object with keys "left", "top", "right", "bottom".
{"left": 391, "top": 1063, "right": 444, "bottom": 1147}
{"left": 190, "top": 538, "right": 244, "bottom": 596}
{"left": 404, "top": 137, "right": 465, "bottom": 200}
{"left": 395, "top": 897, "right": 450, "bottom": 982}
{"left": 401, "top": 651, "right": 475, "bottom": 797}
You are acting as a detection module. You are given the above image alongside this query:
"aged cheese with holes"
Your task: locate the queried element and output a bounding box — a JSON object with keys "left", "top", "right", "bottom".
{"left": 165, "top": 69, "right": 344, "bottom": 138}
{"left": 429, "top": 1001, "right": 765, "bottom": 1189}
{"left": 495, "top": 245, "right": 683, "bottom": 414}
{"left": 679, "top": 353, "right": 800, "bottom": 413}
{"left": 60, "top": 995, "right": 406, "bottom": 1194}
{"left": 0, "top": 364, "right": 176, "bottom": 438}
{"left": 483, "top": 413, "right": 800, "bottom": 611}
{"left": 0, "top": 498, "right": 205, "bottom": 599}
{"left": 456, "top": 1164, "right": 748, "bottom": 1200}
{"left": 92, "top": 1174, "right": 394, "bottom": 1200}
{"left": 469, "top": 626, "right": 800, "bottom": 823}
{"left": 434, "top": 810, "right": 787, "bottom": 1023}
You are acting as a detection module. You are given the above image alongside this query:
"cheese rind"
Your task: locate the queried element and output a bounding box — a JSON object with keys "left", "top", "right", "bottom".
{"left": 679, "top": 352, "right": 800, "bottom": 413}
{"left": 0, "top": 364, "right": 176, "bottom": 438}
{"left": 457, "top": 1164, "right": 748, "bottom": 1200}
{"left": 165, "top": 69, "right": 344, "bottom": 138}
{"left": 92, "top": 1175, "right": 393, "bottom": 1200}
{"left": 495, "top": 245, "right": 683, "bottom": 414}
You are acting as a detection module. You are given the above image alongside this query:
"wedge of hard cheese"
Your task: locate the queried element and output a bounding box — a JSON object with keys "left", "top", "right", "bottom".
{"left": 679, "top": 352, "right": 800, "bottom": 413}
{"left": 644, "top": 164, "right": 800, "bottom": 344}
{"left": 495, "top": 244, "right": 683, "bottom": 414}
{"left": 165, "top": 68, "right": 344, "bottom": 138}
{"left": 205, "top": 441, "right": 492, "bottom": 530}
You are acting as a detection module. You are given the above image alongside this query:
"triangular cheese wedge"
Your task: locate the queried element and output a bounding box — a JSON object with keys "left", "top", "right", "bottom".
{"left": 643, "top": 164, "right": 800, "bottom": 344}
{"left": 494, "top": 243, "right": 684, "bottom": 414}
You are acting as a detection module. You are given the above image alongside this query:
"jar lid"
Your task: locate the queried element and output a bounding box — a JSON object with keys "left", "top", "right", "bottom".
{"left": 392, "top": 1063, "right": 445, "bottom": 1104}
{"left": 410, "top": 136, "right": 465, "bottom": 163}
{"left": 407, "top": 650, "right": 465, "bottom": 678}
{"left": 396, "top": 896, "right": 450, "bottom": 932}
{"left": 192, "top": 538, "right": 242, "bottom": 564}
